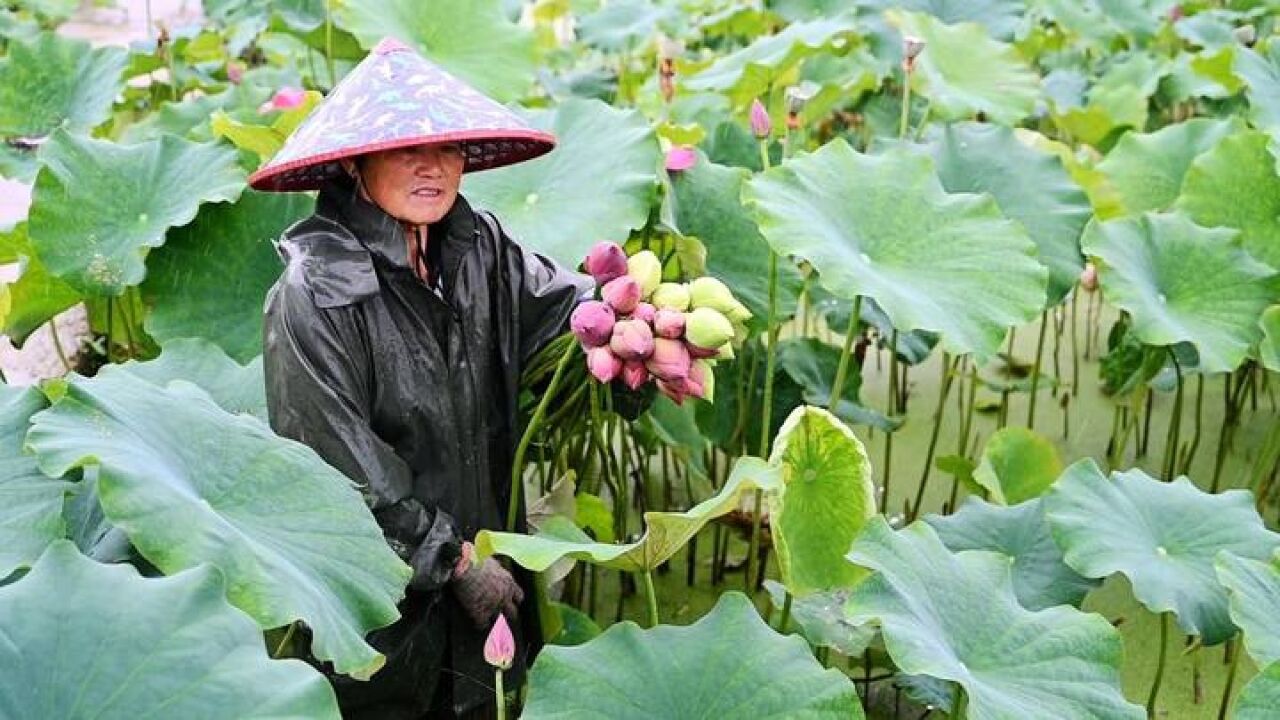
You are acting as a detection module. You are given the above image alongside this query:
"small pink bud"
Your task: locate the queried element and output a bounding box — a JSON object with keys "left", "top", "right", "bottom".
{"left": 227, "top": 61, "right": 245, "bottom": 85}
{"left": 571, "top": 300, "right": 615, "bottom": 348}
{"left": 586, "top": 345, "right": 623, "bottom": 383}
{"left": 632, "top": 302, "right": 656, "bottom": 324}
{"left": 258, "top": 86, "right": 306, "bottom": 114}
{"left": 610, "top": 319, "right": 655, "bottom": 361}
{"left": 750, "top": 99, "right": 772, "bottom": 139}
{"left": 1080, "top": 263, "right": 1098, "bottom": 292}
{"left": 646, "top": 337, "right": 692, "bottom": 383}
{"left": 602, "top": 275, "right": 642, "bottom": 314}
{"left": 621, "top": 360, "right": 649, "bottom": 390}
{"left": 666, "top": 146, "right": 697, "bottom": 172}
{"left": 583, "top": 241, "right": 628, "bottom": 285}
{"left": 687, "top": 360, "right": 714, "bottom": 401}
{"left": 687, "top": 342, "right": 720, "bottom": 360}
{"left": 657, "top": 378, "right": 688, "bottom": 405}
{"left": 1168, "top": 4, "right": 1184, "bottom": 22}
{"left": 484, "top": 613, "right": 515, "bottom": 670}
{"left": 653, "top": 309, "right": 686, "bottom": 339}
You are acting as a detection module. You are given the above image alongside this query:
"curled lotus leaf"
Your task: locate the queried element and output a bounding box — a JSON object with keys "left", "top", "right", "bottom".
{"left": 0, "top": 383, "right": 72, "bottom": 579}
{"left": 1215, "top": 551, "right": 1280, "bottom": 667}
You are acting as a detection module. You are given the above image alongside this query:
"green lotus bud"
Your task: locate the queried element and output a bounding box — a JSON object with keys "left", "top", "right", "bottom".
{"left": 626, "top": 250, "right": 662, "bottom": 299}
{"left": 687, "top": 277, "right": 737, "bottom": 313}
{"left": 651, "top": 282, "right": 691, "bottom": 311}
{"left": 684, "top": 307, "right": 734, "bottom": 350}
{"left": 725, "top": 299, "right": 752, "bottom": 324}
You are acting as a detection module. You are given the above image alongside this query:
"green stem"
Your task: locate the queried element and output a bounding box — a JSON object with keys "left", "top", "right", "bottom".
{"left": 1218, "top": 637, "right": 1241, "bottom": 720}
{"left": 1071, "top": 289, "right": 1080, "bottom": 396}
{"left": 271, "top": 622, "right": 296, "bottom": 658}
{"left": 1027, "top": 310, "right": 1049, "bottom": 429}
{"left": 777, "top": 591, "right": 793, "bottom": 633}
{"left": 508, "top": 340, "right": 577, "bottom": 532}
{"left": 1161, "top": 350, "right": 1185, "bottom": 481}
{"left": 748, "top": 139, "right": 779, "bottom": 593}
{"left": 495, "top": 668, "right": 506, "bottom": 720}
{"left": 1147, "top": 612, "right": 1170, "bottom": 718}
{"left": 1179, "top": 374, "right": 1205, "bottom": 475}
{"left": 827, "top": 296, "right": 863, "bottom": 411}
{"left": 883, "top": 329, "right": 900, "bottom": 514}
{"left": 910, "top": 353, "right": 956, "bottom": 521}
{"left": 640, "top": 569, "right": 659, "bottom": 627}
{"left": 898, "top": 71, "right": 913, "bottom": 139}
{"left": 47, "top": 319, "right": 71, "bottom": 373}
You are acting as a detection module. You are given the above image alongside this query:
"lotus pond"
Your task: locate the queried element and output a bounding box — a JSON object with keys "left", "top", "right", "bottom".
{"left": 1, "top": 1, "right": 1279, "bottom": 719}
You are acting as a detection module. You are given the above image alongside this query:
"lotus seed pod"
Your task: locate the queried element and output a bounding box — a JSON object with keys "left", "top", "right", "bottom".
{"left": 687, "top": 276, "right": 737, "bottom": 313}
{"left": 484, "top": 614, "right": 515, "bottom": 670}
{"left": 646, "top": 337, "right": 692, "bottom": 383}
{"left": 570, "top": 300, "right": 615, "bottom": 348}
{"left": 621, "top": 360, "right": 649, "bottom": 390}
{"left": 1234, "top": 24, "right": 1256, "bottom": 46}
{"left": 685, "top": 307, "right": 734, "bottom": 350}
{"left": 651, "top": 282, "right": 691, "bottom": 311}
{"left": 586, "top": 345, "right": 623, "bottom": 384}
{"left": 601, "top": 275, "right": 642, "bottom": 314}
{"left": 626, "top": 250, "right": 663, "bottom": 299}
{"left": 785, "top": 82, "right": 819, "bottom": 116}
{"left": 632, "top": 302, "right": 657, "bottom": 324}
{"left": 583, "top": 241, "right": 629, "bottom": 285}
{"left": 750, "top": 98, "right": 772, "bottom": 139}
{"left": 610, "top": 318, "right": 655, "bottom": 361}
{"left": 653, "top": 309, "right": 686, "bottom": 339}
{"left": 903, "top": 35, "right": 926, "bottom": 60}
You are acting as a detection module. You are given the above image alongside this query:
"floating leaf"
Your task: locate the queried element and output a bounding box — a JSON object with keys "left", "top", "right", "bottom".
{"left": 463, "top": 98, "right": 659, "bottom": 268}
{"left": 845, "top": 517, "right": 1142, "bottom": 719}
{"left": 1081, "top": 211, "right": 1278, "bottom": 374}
{"left": 1044, "top": 459, "right": 1280, "bottom": 645}
{"left": 885, "top": 10, "right": 1040, "bottom": 125}
{"left": 116, "top": 339, "right": 266, "bottom": 420}
{"left": 972, "top": 427, "right": 1063, "bottom": 505}
{"left": 1236, "top": 662, "right": 1280, "bottom": 720}
{"left": 141, "top": 190, "right": 312, "bottom": 363}
{"left": 28, "top": 130, "right": 245, "bottom": 296}
{"left": 1175, "top": 129, "right": 1280, "bottom": 269}
{"left": 926, "top": 498, "right": 1098, "bottom": 611}
{"left": 0, "top": 222, "right": 80, "bottom": 344}
{"left": 764, "top": 580, "right": 875, "bottom": 656}
{"left": 25, "top": 368, "right": 412, "bottom": 678}
{"left": 1215, "top": 551, "right": 1280, "bottom": 667}
{"left": 0, "top": 384, "right": 71, "bottom": 579}
{"left": 523, "top": 592, "right": 864, "bottom": 719}
{"left": 0, "top": 540, "right": 340, "bottom": 719}
{"left": 744, "top": 141, "right": 1046, "bottom": 358}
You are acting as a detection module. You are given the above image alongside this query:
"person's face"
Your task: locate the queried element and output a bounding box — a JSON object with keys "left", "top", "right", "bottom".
{"left": 353, "top": 143, "right": 466, "bottom": 225}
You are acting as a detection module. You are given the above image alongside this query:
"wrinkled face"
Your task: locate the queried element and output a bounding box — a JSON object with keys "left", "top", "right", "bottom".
{"left": 351, "top": 143, "right": 466, "bottom": 225}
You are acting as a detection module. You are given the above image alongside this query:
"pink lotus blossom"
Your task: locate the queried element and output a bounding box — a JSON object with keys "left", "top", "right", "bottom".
{"left": 586, "top": 346, "right": 623, "bottom": 383}
{"left": 646, "top": 337, "right": 691, "bottom": 383}
{"left": 621, "top": 360, "right": 649, "bottom": 390}
{"left": 583, "top": 241, "right": 628, "bottom": 285}
{"left": 484, "top": 613, "right": 515, "bottom": 670}
{"left": 653, "top": 309, "right": 685, "bottom": 339}
{"left": 750, "top": 98, "right": 772, "bottom": 139}
{"left": 570, "top": 300, "right": 615, "bottom": 348}
{"left": 258, "top": 86, "right": 306, "bottom": 114}
{"left": 227, "top": 61, "right": 245, "bottom": 85}
{"left": 666, "top": 146, "right": 696, "bottom": 172}
{"left": 610, "top": 319, "right": 655, "bottom": 361}
{"left": 632, "top": 302, "right": 656, "bottom": 324}
{"left": 602, "top": 275, "right": 642, "bottom": 314}
{"left": 686, "top": 360, "right": 714, "bottom": 401}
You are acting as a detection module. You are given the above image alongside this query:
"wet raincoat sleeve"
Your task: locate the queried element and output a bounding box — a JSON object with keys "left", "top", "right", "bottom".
{"left": 263, "top": 279, "right": 462, "bottom": 593}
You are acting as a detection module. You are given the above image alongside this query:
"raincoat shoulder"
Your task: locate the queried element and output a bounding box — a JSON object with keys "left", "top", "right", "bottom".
{"left": 269, "top": 213, "right": 380, "bottom": 309}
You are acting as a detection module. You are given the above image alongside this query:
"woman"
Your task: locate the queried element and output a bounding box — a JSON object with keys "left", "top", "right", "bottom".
{"left": 249, "top": 38, "right": 590, "bottom": 718}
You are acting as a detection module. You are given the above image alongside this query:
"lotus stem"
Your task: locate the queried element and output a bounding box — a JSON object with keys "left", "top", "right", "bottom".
{"left": 272, "top": 621, "right": 296, "bottom": 658}
{"left": 910, "top": 353, "right": 956, "bottom": 521}
{"left": 1147, "top": 612, "right": 1170, "bottom": 718}
{"left": 1027, "top": 310, "right": 1049, "bottom": 428}
{"left": 827, "top": 295, "right": 863, "bottom": 410}
{"left": 883, "top": 329, "right": 900, "bottom": 514}
{"left": 1161, "top": 350, "right": 1185, "bottom": 481}
{"left": 1179, "top": 374, "right": 1205, "bottom": 475}
{"left": 748, "top": 139, "right": 780, "bottom": 594}
{"left": 495, "top": 668, "right": 506, "bottom": 720}
{"left": 898, "top": 70, "right": 912, "bottom": 139}
{"left": 640, "top": 569, "right": 659, "bottom": 627}
{"left": 1071, "top": 290, "right": 1080, "bottom": 396}
{"left": 1140, "top": 387, "right": 1154, "bottom": 458}
{"left": 47, "top": 319, "right": 71, "bottom": 373}
{"left": 1218, "top": 637, "right": 1241, "bottom": 720}
{"left": 1250, "top": 421, "right": 1280, "bottom": 512}
{"left": 777, "top": 591, "right": 793, "bottom": 633}
{"left": 508, "top": 340, "right": 576, "bottom": 532}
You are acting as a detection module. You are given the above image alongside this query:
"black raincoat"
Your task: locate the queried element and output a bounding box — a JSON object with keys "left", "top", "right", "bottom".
{"left": 262, "top": 175, "right": 590, "bottom": 718}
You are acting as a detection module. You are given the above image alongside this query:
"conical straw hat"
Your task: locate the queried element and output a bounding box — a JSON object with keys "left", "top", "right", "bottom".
{"left": 249, "top": 37, "right": 553, "bottom": 192}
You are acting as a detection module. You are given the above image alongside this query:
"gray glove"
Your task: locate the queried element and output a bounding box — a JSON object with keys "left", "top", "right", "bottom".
{"left": 450, "top": 556, "right": 523, "bottom": 628}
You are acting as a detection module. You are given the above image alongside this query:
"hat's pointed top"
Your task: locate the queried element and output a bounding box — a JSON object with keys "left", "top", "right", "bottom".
{"left": 249, "top": 37, "right": 552, "bottom": 192}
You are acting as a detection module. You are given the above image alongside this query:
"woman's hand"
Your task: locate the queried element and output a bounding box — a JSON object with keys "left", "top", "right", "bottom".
{"left": 450, "top": 548, "right": 524, "bottom": 628}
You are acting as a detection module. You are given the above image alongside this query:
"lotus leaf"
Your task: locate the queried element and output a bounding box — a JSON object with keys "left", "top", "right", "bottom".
{"left": 845, "top": 517, "right": 1143, "bottom": 719}
{"left": 463, "top": 98, "right": 660, "bottom": 268}
{"left": 577, "top": 0, "right": 677, "bottom": 53}
{"left": 1262, "top": 305, "right": 1280, "bottom": 372}
{"left": 1044, "top": 459, "right": 1280, "bottom": 644}
{"left": 523, "top": 592, "right": 864, "bottom": 719}
{"left": 1215, "top": 551, "right": 1280, "bottom": 667}
{"left": 1095, "top": 118, "right": 1240, "bottom": 215}
{"left": 0, "top": 222, "right": 80, "bottom": 344}
{"left": 0, "top": 383, "right": 71, "bottom": 579}
{"left": 1235, "top": 662, "right": 1280, "bottom": 720}
{"left": 972, "top": 427, "right": 1063, "bottom": 505}
{"left": 764, "top": 580, "right": 876, "bottom": 656}
{"left": 743, "top": 141, "right": 1047, "bottom": 359}
{"left": 28, "top": 130, "right": 245, "bottom": 296}
{"left": 24, "top": 367, "right": 412, "bottom": 678}
{"left": 855, "top": 0, "right": 1026, "bottom": 40}
{"left": 0, "top": 540, "right": 340, "bottom": 719}
{"left": 117, "top": 339, "right": 266, "bottom": 420}
{"left": 1175, "top": 129, "right": 1280, "bottom": 269}
{"left": 1234, "top": 42, "right": 1280, "bottom": 138}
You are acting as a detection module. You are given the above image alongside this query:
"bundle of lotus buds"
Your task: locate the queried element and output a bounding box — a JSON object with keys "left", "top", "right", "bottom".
{"left": 571, "top": 241, "right": 751, "bottom": 404}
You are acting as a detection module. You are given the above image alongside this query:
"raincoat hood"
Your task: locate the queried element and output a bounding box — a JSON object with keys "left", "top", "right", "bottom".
{"left": 249, "top": 37, "right": 554, "bottom": 192}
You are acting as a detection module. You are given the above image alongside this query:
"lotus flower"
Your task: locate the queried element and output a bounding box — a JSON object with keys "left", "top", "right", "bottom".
{"left": 688, "top": 277, "right": 736, "bottom": 314}
{"left": 1080, "top": 263, "right": 1098, "bottom": 292}
{"left": 484, "top": 613, "right": 515, "bottom": 670}
{"left": 750, "top": 98, "right": 772, "bottom": 139}
{"left": 666, "top": 146, "right": 696, "bottom": 172}
{"left": 621, "top": 360, "right": 648, "bottom": 390}
{"left": 570, "top": 300, "right": 615, "bottom": 347}
{"left": 632, "top": 302, "right": 656, "bottom": 324}
{"left": 610, "top": 319, "right": 655, "bottom": 361}
{"left": 584, "top": 241, "right": 628, "bottom": 284}
{"left": 646, "top": 337, "right": 691, "bottom": 383}
{"left": 586, "top": 345, "right": 623, "bottom": 383}
{"left": 687, "top": 360, "right": 715, "bottom": 402}
{"left": 653, "top": 309, "right": 685, "bottom": 339}
{"left": 651, "top": 282, "right": 691, "bottom": 311}
{"left": 258, "top": 86, "right": 306, "bottom": 114}
{"left": 626, "top": 250, "right": 663, "bottom": 299}
{"left": 601, "top": 275, "right": 642, "bottom": 314}
{"left": 685, "top": 307, "right": 734, "bottom": 350}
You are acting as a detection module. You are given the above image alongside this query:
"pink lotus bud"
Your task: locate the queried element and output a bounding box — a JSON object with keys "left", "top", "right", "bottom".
{"left": 657, "top": 378, "right": 688, "bottom": 405}
{"left": 227, "top": 61, "right": 245, "bottom": 84}
{"left": 621, "top": 360, "right": 648, "bottom": 390}
{"left": 1168, "top": 5, "right": 1184, "bottom": 22}
{"left": 687, "top": 360, "right": 715, "bottom": 402}
{"left": 653, "top": 309, "right": 685, "bottom": 339}
{"left": 687, "top": 342, "right": 719, "bottom": 360}
{"left": 666, "top": 146, "right": 696, "bottom": 172}
{"left": 583, "top": 241, "right": 628, "bottom": 285}
{"left": 646, "top": 337, "right": 692, "bottom": 383}
{"left": 610, "top": 319, "right": 655, "bottom": 361}
{"left": 685, "top": 307, "right": 734, "bottom": 350}
{"left": 484, "top": 613, "right": 515, "bottom": 670}
{"left": 750, "top": 98, "right": 772, "bottom": 139}
{"left": 570, "top": 300, "right": 615, "bottom": 348}
{"left": 258, "top": 86, "right": 306, "bottom": 114}
{"left": 1080, "top": 263, "right": 1098, "bottom": 292}
{"left": 632, "top": 302, "right": 656, "bottom": 324}
{"left": 601, "top": 275, "right": 642, "bottom": 314}
{"left": 586, "top": 345, "right": 623, "bottom": 383}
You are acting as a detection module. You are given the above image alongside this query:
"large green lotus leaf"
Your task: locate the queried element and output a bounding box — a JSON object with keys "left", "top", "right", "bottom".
{"left": 0, "top": 384, "right": 71, "bottom": 579}
{"left": 0, "top": 222, "right": 80, "bottom": 344}
{"left": 334, "top": 0, "right": 534, "bottom": 102}
{"left": 684, "top": 16, "right": 856, "bottom": 108}
{"left": 28, "top": 130, "right": 245, "bottom": 297}
{"left": 1236, "top": 662, "right": 1280, "bottom": 720}
{"left": 669, "top": 152, "right": 801, "bottom": 324}
{"left": 577, "top": 0, "right": 677, "bottom": 53}
{"left": 743, "top": 141, "right": 1047, "bottom": 359}
{"left": 764, "top": 580, "right": 876, "bottom": 656}
{"left": 0, "top": 33, "right": 128, "bottom": 182}
{"left": 117, "top": 339, "right": 266, "bottom": 420}
{"left": 925, "top": 498, "right": 1098, "bottom": 611}
{"left": 24, "top": 368, "right": 412, "bottom": 678}
{"left": 767, "top": 406, "right": 874, "bottom": 595}
{"left": 972, "top": 426, "right": 1063, "bottom": 505}
{"left": 1234, "top": 43, "right": 1280, "bottom": 138}
{"left": 885, "top": 11, "right": 1039, "bottom": 125}
{"left": 476, "top": 457, "right": 781, "bottom": 572}
{"left": 855, "top": 0, "right": 1026, "bottom": 39}
{"left": 462, "top": 98, "right": 659, "bottom": 268}
{"left": 845, "top": 517, "right": 1143, "bottom": 719}
{"left": 1037, "top": 0, "right": 1163, "bottom": 44}
{"left": 1043, "top": 459, "right": 1280, "bottom": 645}
{"left": 0, "top": 540, "right": 339, "bottom": 719}
{"left": 1175, "top": 129, "right": 1280, "bottom": 269}
{"left": 1215, "top": 551, "right": 1280, "bottom": 666}
{"left": 1096, "top": 118, "right": 1241, "bottom": 215}
{"left": 1081, "top": 211, "right": 1279, "bottom": 374}
{"left": 1262, "top": 305, "right": 1280, "bottom": 372}
{"left": 924, "top": 123, "right": 1090, "bottom": 305}
{"left": 523, "top": 592, "right": 864, "bottom": 719}
{"left": 141, "top": 190, "right": 312, "bottom": 363}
